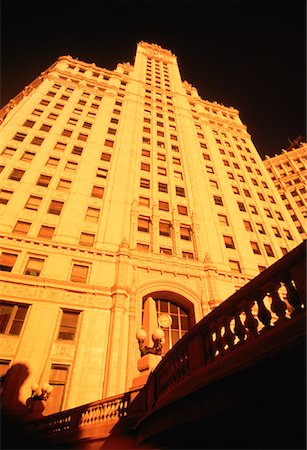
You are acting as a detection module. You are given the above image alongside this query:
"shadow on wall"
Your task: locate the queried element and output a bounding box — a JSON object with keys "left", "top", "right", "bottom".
{"left": 1, "top": 363, "right": 44, "bottom": 449}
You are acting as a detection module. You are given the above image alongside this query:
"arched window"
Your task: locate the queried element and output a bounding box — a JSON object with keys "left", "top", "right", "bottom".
{"left": 156, "top": 299, "right": 189, "bottom": 355}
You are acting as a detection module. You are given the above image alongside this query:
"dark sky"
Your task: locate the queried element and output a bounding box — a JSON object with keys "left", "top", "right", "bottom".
{"left": 1, "top": 0, "right": 306, "bottom": 157}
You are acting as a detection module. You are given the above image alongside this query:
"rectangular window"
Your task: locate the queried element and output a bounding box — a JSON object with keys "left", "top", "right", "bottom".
{"left": 13, "top": 221, "right": 31, "bottom": 235}
{"left": 56, "top": 179, "right": 71, "bottom": 191}
{"left": 31, "top": 136, "right": 44, "bottom": 146}
{"left": 62, "top": 129, "right": 73, "bottom": 137}
{"left": 160, "top": 247, "right": 172, "bottom": 255}
{"left": 104, "top": 139, "right": 114, "bottom": 147}
{"left": 137, "top": 243, "right": 149, "bottom": 252}
{"left": 214, "top": 196, "right": 223, "bottom": 206}
{"left": 2, "top": 146, "right": 16, "bottom": 156}
{"left": 176, "top": 187, "right": 185, "bottom": 197}
{"left": 47, "top": 364, "right": 70, "bottom": 413}
{"left": 223, "top": 235, "right": 236, "bottom": 249}
{"left": 54, "top": 142, "right": 66, "bottom": 151}
{"left": 0, "top": 253, "right": 18, "bottom": 272}
{"left": 36, "top": 174, "right": 52, "bottom": 187}
{"left": 91, "top": 185, "right": 104, "bottom": 198}
{"left": 159, "top": 220, "right": 171, "bottom": 236}
{"left": 79, "top": 232, "right": 95, "bottom": 247}
{"left": 0, "top": 302, "right": 29, "bottom": 336}
{"left": 244, "top": 220, "right": 253, "bottom": 232}
{"left": 46, "top": 157, "right": 60, "bottom": 168}
{"left": 174, "top": 171, "right": 183, "bottom": 179}
{"left": 25, "top": 195, "right": 42, "bottom": 210}
{"left": 101, "top": 153, "right": 111, "bottom": 162}
{"left": 138, "top": 217, "right": 150, "bottom": 232}
{"left": 158, "top": 201, "right": 169, "bottom": 211}
{"left": 158, "top": 182, "right": 168, "bottom": 193}
{"left": 14, "top": 132, "right": 27, "bottom": 141}
{"left": 38, "top": 225, "right": 55, "bottom": 240}
{"left": 182, "top": 251, "right": 194, "bottom": 259}
{"left": 264, "top": 244, "right": 275, "bottom": 257}
{"left": 48, "top": 200, "right": 64, "bottom": 215}
{"left": 58, "top": 310, "right": 80, "bottom": 340}
{"left": 256, "top": 223, "right": 266, "bottom": 234}
{"left": 238, "top": 202, "right": 246, "bottom": 212}
{"left": 142, "top": 149, "right": 150, "bottom": 157}
{"left": 218, "top": 214, "right": 229, "bottom": 226}
{"left": 9, "top": 169, "right": 25, "bottom": 181}
{"left": 158, "top": 167, "right": 167, "bottom": 176}
{"left": 70, "top": 264, "right": 89, "bottom": 283}
{"left": 251, "top": 241, "right": 261, "bottom": 255}
{"left": 140, "top": 178, "right": 150, "bottom": 189}
{"left": 20, "top": 151, "right": 35, "bottom": 162}
{"left": 139, "top": 196, "right": 150, "bottom": 207}
{"left": 177, "top": 205, "right": 188, "bottom": 215}
{"left": 24, "top": 257, "right": 45, "bottom": 276}
{"left": 0, "top": 190, "right": 13, "bottom": 205}
{"left": 96, "top": 168, "right": 108, "bottom": 178}
{"left": 141, "top": 162, "right": 150, "bottom": 172}
{"left": 229, "top": 260, "right": 241, "bottom": 273}
{"left": 72, "top": 145, "right": 83, "bottom": 156}
{"left": 85, "top": 207, "right": 100, "bottom": 223}
{"left": 65, "top": 161, "right": 78, "bottom": 171}
{"left": 180, "top": 225, "right": 191, "bottom": 240}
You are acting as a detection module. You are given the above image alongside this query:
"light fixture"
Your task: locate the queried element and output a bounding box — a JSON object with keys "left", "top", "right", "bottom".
{"left": 30, "top": 382, "right": 53, "bottom": 401}
{"left": 136, "top": 327, "right": 165, "bottom": 356}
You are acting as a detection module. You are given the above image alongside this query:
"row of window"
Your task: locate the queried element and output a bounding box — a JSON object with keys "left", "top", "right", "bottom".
{"left": 0, "top": 253, "right": 91, "bottom": 282}
{"left": 138, "top": 217, "right": 192, "bottom": 240}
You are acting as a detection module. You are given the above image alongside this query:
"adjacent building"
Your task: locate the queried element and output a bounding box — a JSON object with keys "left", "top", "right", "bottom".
{"left": 0, "top": 42, "right": 302, "bottom": 416}
{"left": 264, "top": 142, "right": 307, "bottom": 241}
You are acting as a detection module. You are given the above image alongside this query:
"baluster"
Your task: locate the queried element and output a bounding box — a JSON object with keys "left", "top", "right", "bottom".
{"left": 234, "top": 309, "right": 246, "bottom": 344}
{"left": 256, "top": 293, "right": 272, "bottom": 331}
{"left": 203, "top": 329, "right": 215, "bottom": 365}
{"left": 243, "top": 301, "right": 258, "bottom": 338}
{"left": 214, "top": 320, "right": 224, "bottom": 357}
{"left": 223, "top": 316, "right": 235, "bottom": 350}
{"left": 269, "top": 283, "right": 288, "bottom": 323}
{"left": 283, "top": 273, "right": 302, "bottom": 315}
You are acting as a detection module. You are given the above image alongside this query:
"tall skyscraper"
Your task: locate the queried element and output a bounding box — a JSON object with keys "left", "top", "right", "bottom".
{"left": 0, "top": 42, "right": 302, "bottom": 416}
{"left": 264, "top": 142, "right": 307, "bottom": 241}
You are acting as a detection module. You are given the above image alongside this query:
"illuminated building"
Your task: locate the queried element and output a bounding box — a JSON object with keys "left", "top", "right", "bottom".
{"left": 264, "top": 142, "right": 307, "bottom": 240}
{"left": 0, "top": 42, "right": 302, "bottom": 416}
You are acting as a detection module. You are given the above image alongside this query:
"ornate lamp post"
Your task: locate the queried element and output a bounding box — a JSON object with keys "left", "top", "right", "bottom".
{"left": 136, "top": 327, "right": 165, "bottom": 356}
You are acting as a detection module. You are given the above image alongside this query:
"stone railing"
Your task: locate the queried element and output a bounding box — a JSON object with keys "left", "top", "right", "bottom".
{"left": 31, "top": 389, "right": 139, "bottom": 444}
{"left": 141, "top": 241, "right": 306, "bottom": 409}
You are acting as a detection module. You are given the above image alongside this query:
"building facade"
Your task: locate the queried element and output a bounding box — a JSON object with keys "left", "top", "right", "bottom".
{"left": 264, "top": 143, "right": 307, "bottom": 241}
{"left": 0, "top": 42, "right": 302, "bottom": 416}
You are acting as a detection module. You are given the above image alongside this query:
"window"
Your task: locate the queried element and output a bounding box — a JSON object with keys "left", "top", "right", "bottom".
{"left": 62, "top": 129, "right": 73, "bottom": 137}
{"left": 182, "top": 251, "right": 194, "bottom": 259}
{"left": 65, "top": 161, "right": 78, "bottom": 171}
{"left": 223, "top": 235, "right": 235, "bottom": 249}
{"left": 180, "top": 225, "right": 191, "bottom": 240}
{"left": 272, "top": 226, "right": 281, "bottom": 238}
{"left": 159, "top": 220, "right": 171, "bottom": 236}
{"left": 57, "top": 179, "right": 71, "bottom": 191}
{"left": 58, "top": 310, "right": 80, "bottom": 340}
{"left": 25, "top": 195, "right": 42, "bottom": 210}
{"left": 139, "top": 196, "right": 150, "bottom": 207}
{"left": 0, "top": 253, "right": 18, "bottom": 272}
{"left": 104, "top": 139, "right": 114, "bottom": 147}
{"left": 160, "top": 247, "right": 172, "bottom": 255}
{"left": 264, "top": 208, "right": 273, "bottom": 218}
{"left": 38, "top": 225, "right": 55, "bottom": 240}
{"left": 251, "top": 241, "right": 261, "bottom": 255}
{"left": 85, "top": 207, "right": 100, "bottom": 223}
{"left": 101, "top": 153, "right": 111, "bottom": 162}
{"left": 91, "top": 185, "right": 104, "bottom": 198}
{"left": 20, "top": 151, "right": 35, "bottom": 162}
{"left": 70, "top": 264, "right": 89, "bottom": 283}
{"left": 46, "top": 364, "right": 70, "bottom": 414}
{"left": 218, "top": 214, "right": 229, "bottom": 226}
{"left": 176, "top": 187, "right": 185, "bottom": 197}
{"left": 138, "top": 217, "right": 150, "bottom": 232}
{"left": 229, "top": 260, "right": 241, "bottom": 273}
{"left": 237, "top": 202, "right": 246, "bottom": 212}
{"left": 178, "top": 205, "right": 188, "bottom": 215}
{"left": 40, "top": 124, "right": 52, "bottom": 132}
{"left": 256, "top": 223, "right": 266, "bottom": 234}
{"left": 158, "top": 201, "right": 169, "bottom": 212}
{"left": 0, "top": 190, "right": 13, "bottom": 205}
{"left": 13, "top": 221, "right": 31, "bottom": 235}
{"left": 244, "top": 220, "right": 253, "bottom": 232}
{"left": 32, "top": 109, "right": 43, "bottom": 116}
{"left": 9, "top": 169, "right": 25, "bottom": 181}
{"left": 140, "top": 178, "right": 150, "bottom": 189}
{"left": 54, "top": 142, "right": 66, "bottom": 151}
{"left": 142, "top": 149, "right": 150, "bottom": 157}
{"left": 72, "top": 145, "right": 83, "bottom": 156}
{"left": 137, "top": 243, "right": 149, "bottom": 252}
{"left": 31, "top": 136, "right": 44, "bottom": 146}
{"left": 158, "top": 167, "right": 167, "bottom": 176}
{"left": 24, "top": 257, "right": 45, "bottom": 276}
{"left": 46, "top": 157, "right": 60, "bottom": 168}
{"left": 264, "top": 244, "right": 275, "bottom": 257}
{"left": 13, "top": 132, "right": 26, "bottom": 141}
{"left": 0, "top": 302, "right": 29, "bottom": 335}
{"left": 206, "top": 166, "right": 214, "bottom": 174}
{"left": 284, "top": 229, "right": 293, "bottom": 240}
{"left": 36, "top": 174, "right": 52, "bottom": 187}
{"left": 79, "top": 232, "right": 95, "bottom": 247}
{"left": 48, "top": 200, "right": 64, "bottom": 215}
{"left": 174, "top": 171, "right": 183, "bottom": 179}
{"left": 2, "top": 146, "right": 16, "bottom": 156}
{"left": 96, "top": 168, "right": 108, "bottom": 178}
{"left": 210, "top": 180, "right": 219, "bottom": 188}
{"left": 213, "top": 196, "right": 223, "bottom": 206}
{"left": 141, "top": 162, "right": 150, "bottom": 172}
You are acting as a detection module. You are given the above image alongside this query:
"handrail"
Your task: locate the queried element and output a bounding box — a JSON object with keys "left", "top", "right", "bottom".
{"left": 143, "top": 241, "right": 306, "bottom": 407}
{"left": 32, "top": 389, "right": 140, "bottom": 440}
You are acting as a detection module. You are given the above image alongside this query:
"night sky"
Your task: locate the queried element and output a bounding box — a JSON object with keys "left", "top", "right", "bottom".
{"left": 1, "top": 0, "right": 305, "bottom": 158}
